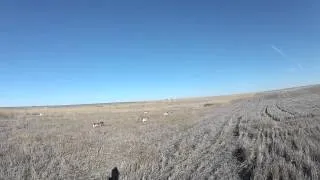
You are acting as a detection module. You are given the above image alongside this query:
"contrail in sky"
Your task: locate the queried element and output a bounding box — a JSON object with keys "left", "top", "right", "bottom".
{"left": 271, "top": 45, "right": 303, "bottom": 70}
{"left": 271, "top": 45, "right": 288, "bottom": 59}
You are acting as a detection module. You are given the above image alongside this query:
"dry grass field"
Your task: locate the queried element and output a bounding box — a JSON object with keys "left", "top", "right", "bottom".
{"left": 1, "top": 85, "right": 320, "bottom": 179}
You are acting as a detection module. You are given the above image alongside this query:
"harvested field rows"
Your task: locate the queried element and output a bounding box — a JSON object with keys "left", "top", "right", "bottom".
{"left": 122, "top": 86, "right": 320, "bottom": 179}
{"left": 1, "top": 85, "right": 320, "bottom": 179}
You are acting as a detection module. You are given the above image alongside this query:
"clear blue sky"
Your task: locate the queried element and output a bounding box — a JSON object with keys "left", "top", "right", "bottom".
{"left": 0, "top": 0, "right": 319, "bottom": 106}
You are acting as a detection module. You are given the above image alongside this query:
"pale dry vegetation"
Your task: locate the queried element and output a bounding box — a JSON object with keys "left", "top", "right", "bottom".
{"left": 1, "top": 86, "right": 320, "bottom": 179}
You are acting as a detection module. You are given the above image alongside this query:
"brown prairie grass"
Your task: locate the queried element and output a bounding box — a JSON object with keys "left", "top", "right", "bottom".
{"left": 1, "top": 86, "right": 320, "bottom": 179}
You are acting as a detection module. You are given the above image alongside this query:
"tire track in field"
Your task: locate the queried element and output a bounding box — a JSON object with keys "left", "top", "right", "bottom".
{"left": 265, "top": 105, "right": 281, "bottom": 121}
{"left": 235, "top": 93, "right": 319, "bottom": 180}
{"left": 275, "top": 104, "right": 296, "bottom": 116}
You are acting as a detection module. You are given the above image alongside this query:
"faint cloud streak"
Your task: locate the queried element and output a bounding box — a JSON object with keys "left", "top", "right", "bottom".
{"left": 271, "top": 45, "right": 288, "bottom": 59}
{"left": 271, "top": 45, "right": 303, "bottom": 70}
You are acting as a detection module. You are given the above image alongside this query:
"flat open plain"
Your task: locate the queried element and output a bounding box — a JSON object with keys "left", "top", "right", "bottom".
{"left": 1, "top": 85, "right": 320, "bottom": 179}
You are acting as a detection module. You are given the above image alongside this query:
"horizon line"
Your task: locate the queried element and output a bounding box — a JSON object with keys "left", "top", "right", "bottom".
{"left": 1, "top": 83, "right": 318, "bottom": 108}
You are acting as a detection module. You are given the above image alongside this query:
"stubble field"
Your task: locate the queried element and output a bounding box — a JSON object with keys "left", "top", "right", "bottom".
{"left": 1, "top": 85, "right": 320, "bottom": 179}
